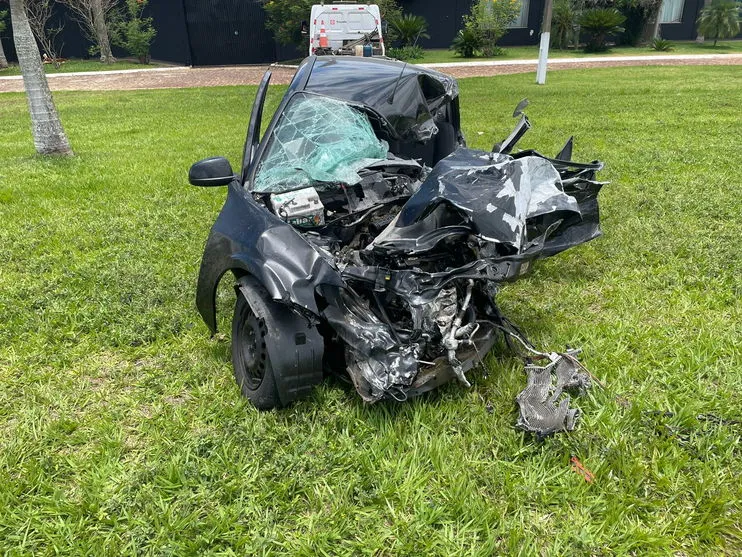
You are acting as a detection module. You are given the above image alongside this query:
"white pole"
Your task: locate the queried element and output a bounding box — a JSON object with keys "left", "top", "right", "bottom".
{"left": 536, "top": 32, "right": 550, "bottom": 84}
{"left": 536, "top": 0, "right": 553, "bottom": 85}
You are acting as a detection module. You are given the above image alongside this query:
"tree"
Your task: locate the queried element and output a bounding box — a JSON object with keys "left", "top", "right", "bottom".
{"left": 0, "top": 7, "right": 9, "bottom": 69}
{"left": 697, "top": 0, "right": 740, "bottom": 46}
{"left": 639, "top": 0, "right": 663, "bottom": 43}
{"left": 696, "top": 0, "right": 713, "bottom": 41}
{"left": 612, "top": 0, "right": 662, "bottom": 45}
{"left": 25, "top": 0, "right": 64, "bottom": 67}
{"left": 111, "top": 0, "right": 156, "bottom": 63}
{"left": 8, "top": 0, "right": 72, "bottom": 155}
{"left": 463, "top": 0, "right": 522, "bottom": 57}
{"left": 58, "top": 0, "right": 117, "bottom": 63}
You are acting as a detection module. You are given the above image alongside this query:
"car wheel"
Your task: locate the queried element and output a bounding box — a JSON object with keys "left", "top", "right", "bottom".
{"left": 231, "top": 293, "right": 281, "bottom": 410}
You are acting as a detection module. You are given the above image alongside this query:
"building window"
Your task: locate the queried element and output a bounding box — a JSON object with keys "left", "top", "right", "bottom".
{"left": 659, "top": 0, "right": 684, "bottom": 23}
{"left": 509, "top": 0, "right": 530, "bottom": 28}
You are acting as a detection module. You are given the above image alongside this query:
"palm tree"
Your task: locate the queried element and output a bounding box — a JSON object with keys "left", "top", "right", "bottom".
{"left": 696, "top": 0, "right": 713, "bottom": 41}
{"left": 697, "top": 0, "right": 740, "bottom": 46}
{"left": 9, "top": 0, "right": 73, "bottom": 155}
{"left": 388, "top": 13, "right": 430, "bottom": 47}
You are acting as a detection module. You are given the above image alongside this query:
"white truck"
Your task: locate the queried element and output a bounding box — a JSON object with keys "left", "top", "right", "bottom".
{"left": 308, "top": 3, "right": 385, "bottom": 57}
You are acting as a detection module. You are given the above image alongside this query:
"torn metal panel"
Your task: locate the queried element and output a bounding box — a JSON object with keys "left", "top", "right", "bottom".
{"left": 395, "top": 149, "right": 583, "bottom": 251}
{"left": 516, "top": 353, "right": 592, "bottom": 437}
{"left": 320, "top": 286, "right": 419, "bottom": 403}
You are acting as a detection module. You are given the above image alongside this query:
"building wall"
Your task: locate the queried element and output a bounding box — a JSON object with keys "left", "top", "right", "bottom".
{"left": 182, "top": 0, "right": 275, "bottom": 66}
{"left": 500, "top": 0, "right": 546, "bottom": 47}
{"left": 149, "top": 0, "right": 191, "bottom": 65}
{"left": 400, "top": 0, "right": 544, "bottom": 49}
{"left": 1, "top": 0, "right": 739, "bottom": 67}
{"left": 659, "top": 0, "right": 704, "bottom": 41}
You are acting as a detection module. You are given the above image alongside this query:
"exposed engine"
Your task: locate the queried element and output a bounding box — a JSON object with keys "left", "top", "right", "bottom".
{"left": 253, "top": 137, "right": 603, "bottom": 412}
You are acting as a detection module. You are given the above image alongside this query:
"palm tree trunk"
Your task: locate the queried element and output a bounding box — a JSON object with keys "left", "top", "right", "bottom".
{"left": 0, "top": 38, "right": 8, "bottom": 69}
{"left": 9, "top": 0, "right": 73, "bottom": 156}
{"left": 92, "top": 0, "right": 114, "bottom": 63}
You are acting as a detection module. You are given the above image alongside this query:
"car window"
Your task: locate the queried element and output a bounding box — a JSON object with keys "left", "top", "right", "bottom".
{"left": 253, "top": 93, "right": 389, "bottom": 194}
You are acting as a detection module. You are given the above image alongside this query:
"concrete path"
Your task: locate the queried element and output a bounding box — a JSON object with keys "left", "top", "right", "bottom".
{"left": 1, "top": 53, "right": 740, "bottom": 93}
{"left": 421, "top": 52, "right": 742, "bottom": 68}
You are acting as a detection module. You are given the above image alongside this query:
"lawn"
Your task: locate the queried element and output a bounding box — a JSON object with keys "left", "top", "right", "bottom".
{"left": 418, "top": 39, "right": 742, "bottom": 64}
{"left": 0, "top": 58, "right": 167, "bottom": 77}
{"left": 0, "top": 65, "right": 740, "bottom": 554}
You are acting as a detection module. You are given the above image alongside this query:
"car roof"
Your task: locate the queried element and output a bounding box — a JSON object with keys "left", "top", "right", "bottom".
{"left": 300, "top": 56, "right": 455, "bottom": 96}
{"left": 285, "top": 56, "right": 459, "bottom": 142}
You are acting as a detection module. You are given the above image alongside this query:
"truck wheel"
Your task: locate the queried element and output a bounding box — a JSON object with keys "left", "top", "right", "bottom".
{"left": 232, "top": 293, "right": 280, "bottom": 410}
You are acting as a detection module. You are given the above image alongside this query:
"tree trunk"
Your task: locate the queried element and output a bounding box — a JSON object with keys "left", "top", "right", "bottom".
{"left": 651, "top": 13, "right": 661, "bottom": 40}
{"left": 0, "top": 37, "right": 8, "bottom": 69}
{"left": 9, "top": 0, "right": 73, "bottom": 156}
{"left": 640, "top": 5, "right": 662, "bottom": 44}
{"left": 91, "top": 0, "right": 114, "bottom": 63}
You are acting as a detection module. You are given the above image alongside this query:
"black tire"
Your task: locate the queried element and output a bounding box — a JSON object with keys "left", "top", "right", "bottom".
{"left": 231, "top": 293, "right": 281, "bottom": 410}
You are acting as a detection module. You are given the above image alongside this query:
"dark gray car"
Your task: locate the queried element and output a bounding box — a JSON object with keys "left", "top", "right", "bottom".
{"left": 188, "top": 56, "right": 605, "bottom": 432}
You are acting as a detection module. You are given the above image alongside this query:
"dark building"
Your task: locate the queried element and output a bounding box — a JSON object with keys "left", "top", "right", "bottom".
{"left": 0, "top": 0, "right": 737, "bottom": 67}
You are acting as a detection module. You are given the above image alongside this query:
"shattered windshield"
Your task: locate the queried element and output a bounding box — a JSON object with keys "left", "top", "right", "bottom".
{"left": 253, "top": 93, "right": 390, "bottom": 193}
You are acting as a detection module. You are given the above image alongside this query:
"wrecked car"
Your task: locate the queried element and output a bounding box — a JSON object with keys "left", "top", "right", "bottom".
{"left": 188, "top": 56, "right": 605, "bottom": 434}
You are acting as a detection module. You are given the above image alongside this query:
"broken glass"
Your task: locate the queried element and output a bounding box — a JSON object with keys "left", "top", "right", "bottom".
{"left": 253, "top": 93, "right": 389, "bottom": 193}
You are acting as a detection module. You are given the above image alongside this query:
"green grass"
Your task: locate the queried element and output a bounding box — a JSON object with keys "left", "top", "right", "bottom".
{"left": 418, "top": 39, "right": 742, "bottom": 64}
{"left": 1, "top": 65, "right": 741, "bottom": 554}
{"left": 0, "top": 58, "right": 167, "bottom": 77}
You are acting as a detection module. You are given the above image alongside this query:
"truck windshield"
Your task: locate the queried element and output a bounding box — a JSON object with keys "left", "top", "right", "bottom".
{"left": 253, "top": 93, "right": 389, "bottom": 194}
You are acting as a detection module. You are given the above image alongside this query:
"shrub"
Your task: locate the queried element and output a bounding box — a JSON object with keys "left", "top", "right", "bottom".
{"left": 697, "top": 0, "right": 740, "bottom": 46}
{"left": 578, "top": 8, "right": 626, "bottom": 51}
{"left": 552, "top": 0, "right": 582, "bottom": 49}
{"left": 650, "top": 37, "right": 674, "bottom": 50}
{"left": 388, "top": 13, "right": 430, "bottom": 47}
{"left": 387, "top": 45, "right": 424, "bottom": 60}
{"left": 451, "top": 27, "right": 483, "bottom": 57}
{"left": 111, "top": 0, "right": 156, "bottom": 63}
{"left": 464, "top": 0, "right": 522, "bottom": 57}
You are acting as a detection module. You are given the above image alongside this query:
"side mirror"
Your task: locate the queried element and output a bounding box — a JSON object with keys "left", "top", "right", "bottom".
{"left": 512, "top": 98, "right": 529, "bottom": 118}
{"left": 189, "top": 157, "right": 236, "bottom": 187}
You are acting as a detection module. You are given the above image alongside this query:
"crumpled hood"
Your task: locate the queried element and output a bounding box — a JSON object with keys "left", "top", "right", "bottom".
{"left": 395, "top": 149, "right": 583, "bottom": 252}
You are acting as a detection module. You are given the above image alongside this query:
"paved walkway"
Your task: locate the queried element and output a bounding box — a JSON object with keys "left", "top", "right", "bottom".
{"left": 1, "top": 53, "right": 740, "bottom": 93}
